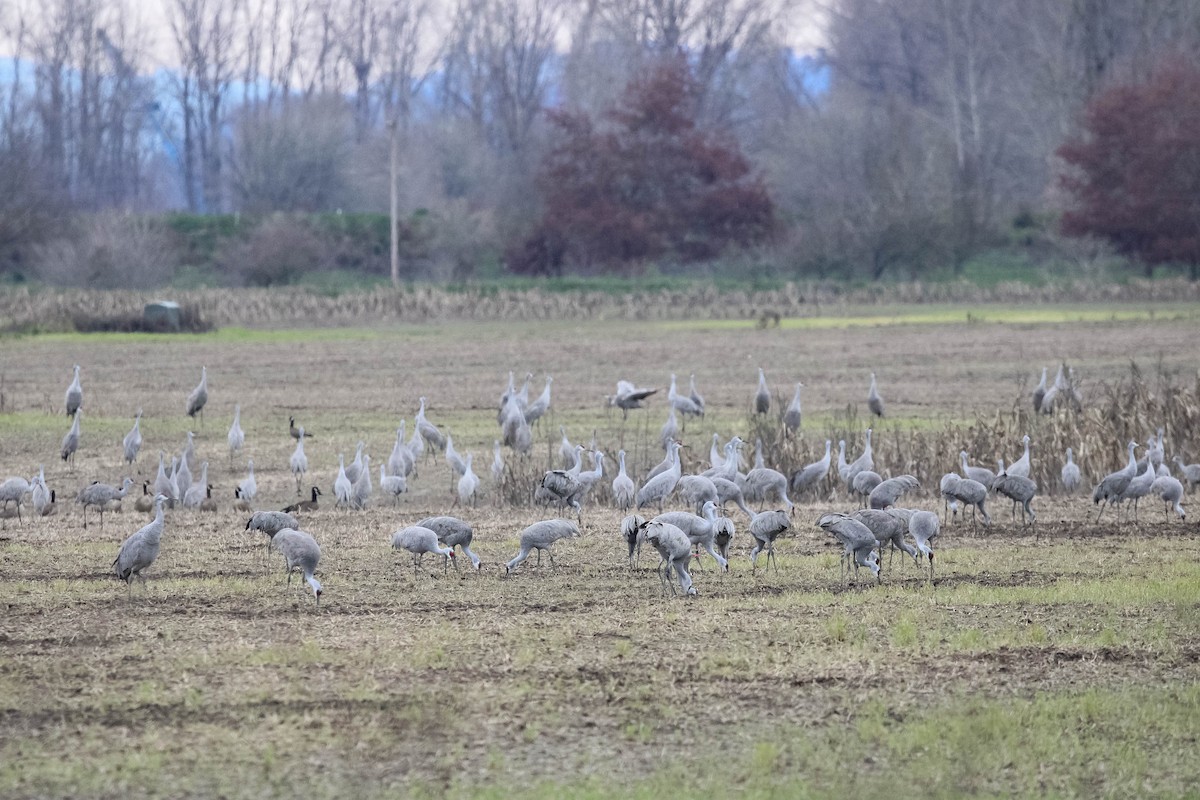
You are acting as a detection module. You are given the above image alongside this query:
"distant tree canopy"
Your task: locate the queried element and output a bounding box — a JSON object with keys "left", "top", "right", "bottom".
{"left": 506, "top": 58, "right": 774, "bottom": 275}
{"left": 1058, "top": 59, "right": 1200, "bottom": 279}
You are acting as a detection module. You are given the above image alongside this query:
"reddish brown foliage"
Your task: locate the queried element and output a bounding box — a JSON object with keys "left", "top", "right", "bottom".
{"left": 1058, "top": 59, "right": 1200, "bottom": 277}
{"left": 507, "top": 57, "right": 774, "bottom": 275}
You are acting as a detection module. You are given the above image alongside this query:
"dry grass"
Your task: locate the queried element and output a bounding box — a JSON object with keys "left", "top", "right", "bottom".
{"left": 1, "top": 304, "right": 1199, "bottom": 797}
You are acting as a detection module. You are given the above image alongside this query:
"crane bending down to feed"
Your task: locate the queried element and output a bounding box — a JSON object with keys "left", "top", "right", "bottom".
{"left": 816, "top": 512, "right": 880, "bottom": 585}
{"left": 620, "top": 514, "right": 646, "bottom": 568}
{"left": 505, "top": 519, "right": 581, "bottom": 574}
{"left": 748, "top": 509, "right": 790, "bottom": 573}
{"left": 642, "top": 519, "right": 696, "bottom": 596}
{"left": 271, "top": 529, "right": 323, "bottom": 607}
{"left": 113, "top": 495, "right": 168, "bottom": 597}
{"left": 417, "top": 516, "right": 482, "bottom": 571}
{"left": 392, "top": 526, "right": 455, "bottom": 573}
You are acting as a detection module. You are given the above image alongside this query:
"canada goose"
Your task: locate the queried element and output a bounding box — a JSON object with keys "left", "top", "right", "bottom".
{"left": 199, "top": 485, "right": 218, "bottom": 512}
{"left": 134, "top": 481, "right": 154, "bottom": 513}
{"left": 282, "top": 486, "right": 322, "bottom": 514}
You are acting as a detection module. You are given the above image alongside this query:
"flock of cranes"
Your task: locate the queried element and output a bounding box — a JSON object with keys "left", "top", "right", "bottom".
{"left": 0, "top": 361, "right": 1197, "bottom": 608}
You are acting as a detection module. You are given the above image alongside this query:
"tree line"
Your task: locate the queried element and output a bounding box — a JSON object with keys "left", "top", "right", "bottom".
{"left": 2, "top": 0, "right": 1199, "bottom": 286}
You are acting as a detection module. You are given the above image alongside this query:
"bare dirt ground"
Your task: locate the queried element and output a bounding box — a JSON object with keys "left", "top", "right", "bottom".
{"left": 1, "top": 309, "right": 1198, "bottom": 797}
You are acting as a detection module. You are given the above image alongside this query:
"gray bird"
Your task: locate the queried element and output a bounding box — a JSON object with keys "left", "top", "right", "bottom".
{"left": 853, "top": 508, "right": 918, "bottom": 570}
{"left": 843, "top": 429, "right": 874, "bottom": 486}
{"left": 1092, "top": 441, "right": 1139, "bottom": 522}
{"left": 456, "top": 453, "right": 479, "bottom": 507}
{"left": 0, "top": 475, "right": 33, "bottom": 522}
{"left": 867, "top": 373, "right": 884, "bottom": 418}
{"left": 523, "top": 376, "right": 552, "bottom": 426}
{"left": 186, "top": 366, "right": 208, "bottom": 422}
{"left": 1174, "top": 457, "right": 1200, "bottom": 492}
{"left": 1151, "top": 475, "right": 1186, "bottom": 521}
{"left": 445, "top": 433, "right": 467, "bottom": 487}
{"left": 31, "top": 471, "right": 55, "bottom": 517}
{"left": 153, "top": 452, "right": 176, "bottom": 507}
{"left": 667, "top": 373, "right": 702, "bottom": 419}
{"left": 659, "top": 407, "right": 679, "bottom": 451}
{"left": 637, "top": 441, "right": 683, "bottom": 512}
{"left": 1119, "top": 461, "right": 1156, "bottom": 522}
{"left": 334, "top": 455, "right": 352, "bottom": 508}
{"left": 741, "top": 467, "right": 794, "bottom": 512}
{"left": 850, "top": 470, "right": 882, "bottom": 506}
{"left": 959, "top": 451, "right": 996, "bottom": 489}
{"left": 61, "top": 410, "right": 81, "bottom": 469}
{"left": 816, "top": 512, "right": 879, "bottom": 585}
{"left": 620, "top": 513, "right": 647, "bottom": 567}
{"left": 688, "top": 374, "right": 705, "bottom": 418}
{"left": 992, "top": 472, "right": 1038, "bottom": 531}
{"left": 504, "top": 519, "right": 581, "bottom": 573}
{"left": 612, "top": 450, "right": 636, "bottom": 511}
{"left": 712, "top": 477, "right": 755, "bottom": 520}
{"left": 754, "top": 368, "right": 770, "bottom": 415}
{"left": 416, "top": 397, "right": 447, "bottom": 452}
{"left": 113, "top": 494, "right": 168, "bottom": 596}
{"left": 677, "top": 474, "right": 719, "bottom": 515}
{"left": 1007, "top": 435, "right": 1032, "bottom": 479}
{"left": 1032, "top": 367, "right": 1047, "bottom": 413}
{"left": 642, "top": 519, "right": 696, "bottom": 596}
{"left": 350, "top": 454, "right": 372, "bottom": 510}
{"left": 790, "top": 440, "right": 832, "bottom": 497}
{"left": 183, "top": 463, "right": 211, "bottom": 509}
{"left": 344, "top": 442, "right": 366, "bottom": 485}
{"left": 748, "top": 509, "right": 790, "bottom": 573}
{"left": 942, "top": 473, "right": 991, "bottom": 532}
{"left": 783, "top": 382, "right": 803, "bottom": 432}
{"left": 64, "top": 364, "right": 82, "bottom": 417}
{"left": 606, "top": 380, "right": 657, "bottom": 419}
{"left": 76, "top": 477, "right": 133, "bottom": 529}
{"left": 392, "top": 525, "right": 455, "bottom": 573}
{"left": 906, "top": 509, "right": 940, "bottom": 581}
{"left": 416, "top": 516, "right": 481, "bottom": 571}
{"left": 869, "top": 475, "right": 919, "bottom": 510}
{"left": 123, "top": 410, "right": 143, "bottom": 465}
{"left": 246, "top": 510, "right": 301, "bottom": 564}
{"left": 379, "top": 464, "right": 407, "bottom": 504}
{"left": 227, "top": 405, "right": 245, "bottom": 464}
{"left": 652, "top": 501, "right": 730, "bottom": 572}
{"left": 389, "top": 423, "right": 415, "bottom": 479}
{"left": 290, "top": 428, "right": 308, "bottom": 495}
{"left": 271, "top": 528, "right": 323, "bottom": 607}
{"left": 1061, "top": 448, "right": 1082, "bottom": 493}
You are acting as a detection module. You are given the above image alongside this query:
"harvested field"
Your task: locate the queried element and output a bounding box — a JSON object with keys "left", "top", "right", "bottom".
{"left": 1, "top": 301, "right": 1198, "bottom": 798}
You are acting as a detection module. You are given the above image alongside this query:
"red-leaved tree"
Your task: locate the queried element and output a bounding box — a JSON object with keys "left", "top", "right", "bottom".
{"left": 1058, "top": 59, "right": 1200, "bottom": 279}
{"left": 507, "top": 57, "right": 774, "bottom": 275}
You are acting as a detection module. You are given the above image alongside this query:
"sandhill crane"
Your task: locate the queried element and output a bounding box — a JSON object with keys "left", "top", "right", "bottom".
{"left": 850, "top": 470, "right": 882, "bottom": 506}
{"left": 31, "top": 471, "right": 55, "bottom": 517}
{"left": 504, "top": 519, "right": 581, "bottom": 573}
{"left": 186, "top": 366, "right": 208, "bottom": 423}
{"left": 570, "top": 451, "right": 605, "bottom": 507}
{"left": 939, "top": 472, "right": 959, "bottom": 522}
{"left": 1007, "top": 435, "right": 1032, "bottom": 478}
{"left": 642, "top": 520, "right": 696, "bottom": 596}
{"left": 445, "top": 433, "right": 467, "bottom": 483}
{"left": 853, "top": 509, "right": 917, "bottom": 570}
{"left": 1061, "top": 448, "right": 1082, "bottom": 493}
{"left": 1147, "top": 428, "right": 1165, "bottom": 468}
{"left": 1032, "top": 367, "right": 1048, "bottom": 412}
{"left": 389, "top": 423, "right": 414, "bottom": 479}
{"left": 238, "top": 459, "right": 257, "bottom": 503}
{"left": 621, "top": 514, "right": 646, "bottom": 567}
{"left": 290, "top": 428, "right": 308, "bottom": 494}
{"left": 64, "top": 365, "right": 82, "bottom": 416}
{"left": 612, "top": 450, "right": 636, "bottom": 511}
{"left": 182, "top": 429, "right": 196, "bottom": 471}
{"left": 272, "top": 529, "right": 322, "bottom": 606}
{"left": 1093, "top": 441, "right": 1139, "bottom": 522}
{"left": 652, "top": 501, "right": 730, "bottom": 572}
{"left": 123, "top": 410, "right": 143, "bottom": 465}
{"left": 539, "top": 444, "right": 588, "bottom": 514}
{"left": 559, "top": 427, "right": 576, "bottom": 469}
{"left": 742, "top": 466, "right": 794, "bottom": 512}
{"left": 524, "top": 376, "right": 552, "bottom": 425}
{"left": 392, "top": 525, "right": 455, "bottom": 573}
{"left": 959, "top": 452, "right": 996, "bottom": 489}
{"left": 702, "top": 437, "right": 743, "bottom": 481}
{"left": 1066, "top": 366, "right": 1084, "bottom": 411}
{"left": 513, "top": 372, "right": 533, "bottom": 410}
{"left": 992, "top": 472, "right": 1038, "bottom": 531}
{"left": 712, "top": 477, "right": 755, "bottom": 520}
{"left": 283, "top": 486, "right": 322, "bottom": 514}
{"left": 606, "top": 380, "right": 657, "bottom": 419}
{"left": 407, "top": 420, "right": 426, "bottom": 462}
{"left": 345, "top": 442, "right": 366, "bottom": 484}
{"left": 688, "top": 374, "right": 705, "bottom": 418}
{"left": 61, "top": 410, "right": 81, "bottom": 469}
{"left": 790, "top": 440, "right": 831, "bottom": 497}
{"left": 867, "top": 373, "right": 885, "bottom": 418}
{"left": 783, "top": 382, "right": 803, "bottom": 432}
{"left": 1120, "top": 461, "right": 1156, "bottom": 522}
{"left": 942, "top": 473, "right": 991, "bottom": 532}
{"left": 907, "top": 510, "right": 939, "bottom": 581}
{"left": 678, "top": 474, "right": 718, "bottom": 515}
{"left": 174, "top": 451, "right": 193, "bottom": 501}
{"left": 817, "top": 512, "right": 879, "bottom": 585}
{"left": 748, "top": 509, "right": 790, "bottom": 572}
{"left": 351, "top": 454, "right": 372, "bottom": 510}
{"left": 498, "top": 371, "right": 517, "bottom": 419}
{"left": 869, "top": 475, "right": 919, "bottom": 509}
{"left": 659, "top": 407, "right": 679, "bottom": 451}
{"left": 379, "top": 464, "right": 406, "bottom": 504}
{"left": 417, "top": 516, "right": 481, "bottom": 572}
{"left": 113, "top": 494, "right": 168, "bottom": 596}
{"left": 77, "top": 477, "right": 133, "bottom": 529}
{"left": 1151, "top": 475, "right": 1186, "bottom": 521}
{"left": 183, "top": 463, "right": 211, "bottom": 508}
{"left": 154, "top": 452, "right": 175, "bottom": 507}
{"left": 752, "top": 438, "right": 765, "bottom": 471}
{"left": 246, "top": 510, "right": 301, "bottom": 563}
{"left": 333, "top": 454, "right": 351, "bottom": 508}
{"left": 0, "top": 476, "right": 32, "bottom": 523}
{"left": 416, "top": 397, "right": 447, "bottom": 453}
{"left": 707, "top": 434, "right": 725, "bottom": 471}
{"left": 456, "top": 453, "right": 479, "bottom": 507}
{"left": 667, "top": 373, "right": 702, "bottom": 419}
{"left": 1174, "top": 457, "right": 1200, "bottom": 492}
{"left": 836, "top": 440, "right": 850, "bottom": 483}
{"left": 843, "top": 429, "right": 874, "bottom": 486}
{"left": 637, "top": 440, "right": 684, "bottom": 512}
{"left": 754, "top": 368, "right": 770, "bottom": 414}
{"left": 227, "top": 405, "right": 245, "bottom": 463}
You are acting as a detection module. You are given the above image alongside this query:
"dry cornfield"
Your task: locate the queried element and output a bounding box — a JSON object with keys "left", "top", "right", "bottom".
{"left": 1, "top": 301, "right": 1199, "bottom": 798}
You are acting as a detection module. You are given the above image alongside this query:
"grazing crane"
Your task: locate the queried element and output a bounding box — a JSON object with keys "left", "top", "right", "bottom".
{"left": 417, "top": 516, "right": 482, "bottom": 572}
{"left": 333, "top": 454, "right": 352, "bottom": 508}
{"left": 850, "top": 470, "right": 882, "bottom": 506}
{"left": 843, "top": 429, "right": 875, "bottom": 486}
{"left": 238, "top": 459, "right": 257, "bottom": 503}
{"left": 351, "top": 454, "right": 372, "bottom": 510}
{"left": 816, "top": 512, "right": 879, "bottom": 585}
{"left": 712, "top": 476, "right": 755, "bottom": 520}
{"left": 659, "top": 407, "right": 679, "bottom": 451}
{"left": 688, "top": 374, "right": 705, "bottom": 417}
{"left": 123, "top": 410, "right": 143, "bottom": 465}
{"left": 783, "top": 382, "right": 803, "bottom": 432}
{"left": 504, "top": 519, "right": 581, "bottom": 573}
{"left": 416, "top": 397, "right": 447, "bottom": 453}
{"left": 642, "top": 520, "right": 696, "bottom": 596}
{"left": 246, "top": 510, "right": 301, "bottom": 564}
{"left": 667, "top": 373, "right": 702, "bottom": 419}
{"left": 524, "top": 376, "right": 552, "bottom": 426}
{"left": 853, "top": 509, "right": 917, "bottom": 570}
{"left": 183, "top": 463, "right": 211, "bottom": 509}
{"left": 652, "top": 501, "right": 730, "bottom": 572}
{"left": 61, "top": 410, "right": 81, "bottom": 469}
{"left": 113, "top": 494, "right": 168, "bottom": 596}
{"left": 1092, "top": 441, "right": 1139, "bottom": 522}
{"left": 869, "top": 475, "right": 919, "bottom": 510}
{"left": 790, "top": 440, "right": 832, "bottom": 497}
{"left": 1061, "top": 448, "right": 1082, "bottom": 494}
{"left": 0, "top": 475, "right": 32, "bottom": 523}
{"left": 941, "top": 473, "right": 991, "bottom": 532}
{"left": 742, "top": 465, "right": 794, "bottom": 512}
{"left": 388, "top": 423, "right": 414, "bottom": 479}
{"left": 272, "top": 529, "right": 323, "bottom": 607}
{"left": 620, "top": 514, "right": 646, "bottom": 567}
{"left": 344, "top": 442, "right": 366, "bottom": 484}
{"left": 637, "top": 440, "right": 684, "bottom": 512}
{"left": 64, "top": 364, "right": 83, "bottom": 416}
{"left": 754, "top": 368, "right": 770, "bottom": 415}
{"left": 748, "top": 509, "right": 790, "bottom": 573}
{"left": 959, "top": 451, "right": 996, "bottom": 489}
{"left": 186, "top": 366, "right": 208, "bottom": 424}
{"left": 379, "top": 464, "right": 406, "bottom": 504}
{"left": 1007, "top": 435, "right": 1032, "bottom": 478}
{"left": 283, "top": 486, "right": 322, "bottom": 514}
{"left": 289, "top": 428, "right": 308, "bottom": 494}
{"left": 227, "top": 405, "right": 245, "bottom": 464}
{"left": 612, "top": 450, "right": 636, "bottom": 511}
{"left": 678, "top": 474, "right": 718, "bottom": 515}
{"left": 76, "top": 477, "right": 133, "bottom": 529}
{"left": 1032, "top": 367, "right": 1048, "bottom": 413}
{"left": 457, "top": 453, "right": 479, "bottom": 507}
{"left": 606, "top": 380, "right": 657, "bottom": 419}
{"left": 1174, "top": 457, "right": 1200, "bottom": 493}
{"left": 867, "top": 373, "right": 885, "bottom": 418}
{"left": 992, "top": 472, "right": 1038, "bottom": 531}
{"left": 906, "top": 510, "right": 940, "bottom": 581}
{"left": 392, "top": 525, "right": 455, "bottom": 573}
{"left": 1151, "top": 475, "right": 1186, "bottom": 521}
